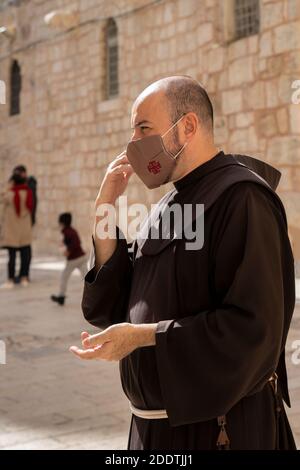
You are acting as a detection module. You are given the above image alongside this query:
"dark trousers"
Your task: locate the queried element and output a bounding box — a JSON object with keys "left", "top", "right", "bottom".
{"left": 8, "top": 245, "right": 32, "bottom": 280}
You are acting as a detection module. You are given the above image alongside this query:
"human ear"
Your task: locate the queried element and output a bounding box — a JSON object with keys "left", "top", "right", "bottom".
{"left": 183, "top": 113, "right": 197, "bottom": 139}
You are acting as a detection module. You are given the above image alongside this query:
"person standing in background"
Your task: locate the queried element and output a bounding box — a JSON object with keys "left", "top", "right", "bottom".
{"left": 51, "top": 212, "right": 88, "bottom": 306}
{"left": 13, "top": 165, "right": 38, "bottom": 226}
{"left": 0, "top": 172, "right": 33, "bottom": 288}
{"left": 11, "top": 166, "right": 38, "bottom": 284}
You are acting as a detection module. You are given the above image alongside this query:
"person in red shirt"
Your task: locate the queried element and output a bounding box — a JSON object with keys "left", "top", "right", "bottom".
{"left": 51, "top": 212, "right": 88, "bottom": 306}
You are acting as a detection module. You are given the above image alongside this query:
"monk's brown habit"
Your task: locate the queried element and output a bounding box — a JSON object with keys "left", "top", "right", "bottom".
{"left": 82, "top": 151, "right": 296, "bottom": 450}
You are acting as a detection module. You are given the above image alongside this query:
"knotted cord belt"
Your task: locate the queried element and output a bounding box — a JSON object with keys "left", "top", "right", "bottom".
{"left": 129, "top": 403, "right": 168, "bottom": 419}
{"left": 129, "top": 372, "right": 279, "bottom": 450}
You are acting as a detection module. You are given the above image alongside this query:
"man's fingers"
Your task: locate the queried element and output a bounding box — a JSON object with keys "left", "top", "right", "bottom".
{"left": 110, "top": 152, "right": 128, "bottom": 168}
{"left": 110, "top": 163, "right": 132, "bottom": 175}
{"left": 115, "top": 150, "right": 127, "bottom": 160}
{"left": 69, "top": 345, "right": 102, "bottom": 360}
{"left": 82, "top": 330, "right": 110, "bottom": 348}
{"left": 125, "top": 165, "right": 134, "bottom": 176}
{"left": 81, "top": 331, "right": 90, "bottom": 349}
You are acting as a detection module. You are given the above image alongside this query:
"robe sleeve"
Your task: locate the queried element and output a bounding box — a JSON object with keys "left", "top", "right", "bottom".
{"left": 81, "top": 227, "right": 133, "bottom": 329}
{"left": 155, "top": 182, "right": 293, "bottom": 426}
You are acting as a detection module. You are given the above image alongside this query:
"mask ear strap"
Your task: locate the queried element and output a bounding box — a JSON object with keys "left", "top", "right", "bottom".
{"left": 161, "top": 114, "right": 186, "bottom": 138}
{"left": 173, "top": 141, "right": 187, "bottom": 160}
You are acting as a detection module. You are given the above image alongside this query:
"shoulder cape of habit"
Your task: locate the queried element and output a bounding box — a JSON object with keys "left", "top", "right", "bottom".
{"left": 136, "top": 153, "right": 285, "bottom": 256}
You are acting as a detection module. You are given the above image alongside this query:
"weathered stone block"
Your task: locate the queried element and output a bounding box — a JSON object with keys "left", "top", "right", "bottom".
{"left": 276, "top": 108, "right": 290, "bottom": 134}
{"left": 222, "top": 89, "right": 243, "bottom": 114}
{"left": 228, "top": 56, "right": 254, "bottom": 87}
{"left": 261, "top": 2, "right": 283, "bottom": 29}
{"left": 214, "top": 116, "right": 228, "bottom": 145}
{"left": 274, "top": 22, "right": 300, "bottom": 54}
{"left": 207, "top": 47, "right": 225, "bottom": 73}
{"left": 259, "top": 31, "right": 273, "bottom": 58}
{"left": 244, "top": 81, "right": 266, "bottom": 110}
{"left": 235, "top": 111, "right": 254, "bottom": 128}
{"left": 197, "top": 22, "right": 213, "bottom": 46}
{"left": 267, "top": 136, "right": 300, "bottom": 165}
{"left": 259, "top": 113, "right": 278, "bottom": 137}
{"left": 228, "top": 38, "right": 248, "bottom": 62}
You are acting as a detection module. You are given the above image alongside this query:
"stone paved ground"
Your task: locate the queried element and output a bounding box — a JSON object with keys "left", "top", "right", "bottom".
{"left": 0, "top": 252, "right": 130, "bottom": 450}
{"left": 0, "top": 251, "right": 299, "bottom": 450}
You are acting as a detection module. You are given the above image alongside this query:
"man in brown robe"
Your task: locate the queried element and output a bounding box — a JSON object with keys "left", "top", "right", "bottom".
{"left": 70, "top": 76, "right": 296, "bottom": 450}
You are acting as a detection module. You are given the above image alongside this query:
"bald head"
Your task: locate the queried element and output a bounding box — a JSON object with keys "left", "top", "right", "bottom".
{"left": 134, "top": 76, "right": 214, "bottom": 133}
{"left": 130, "top": 76, "right": 218, "bottom": 182}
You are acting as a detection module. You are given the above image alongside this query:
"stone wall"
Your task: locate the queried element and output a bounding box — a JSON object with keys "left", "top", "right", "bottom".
{"left": 0, "top": 0, "right": 299, "bottom": 265}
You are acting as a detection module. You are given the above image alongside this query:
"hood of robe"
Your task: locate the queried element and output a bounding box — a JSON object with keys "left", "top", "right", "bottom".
{"left": 233, "top": 154, "right": 281, "bottom": 191}
{"left": 136, "top": 152, "right": 286, "bottom": 256}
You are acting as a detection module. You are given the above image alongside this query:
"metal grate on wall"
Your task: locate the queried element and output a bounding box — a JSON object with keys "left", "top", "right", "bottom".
{"left": 10, "top": 59, "right": 21, "bottom": 116}
{"left": 106, "top": 19, "right": 119, "bottom": 99}
{"left": 234, "top": 0, "right": 260, "bottom": 39}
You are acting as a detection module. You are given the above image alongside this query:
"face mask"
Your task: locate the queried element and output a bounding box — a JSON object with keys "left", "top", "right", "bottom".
{"left": 126, "top": 115, "right": 187, "bottom": 189}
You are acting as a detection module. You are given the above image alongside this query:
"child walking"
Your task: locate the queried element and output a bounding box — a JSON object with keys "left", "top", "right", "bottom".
{"left": 51, "top": 212, "right": 88, "bottom": 305}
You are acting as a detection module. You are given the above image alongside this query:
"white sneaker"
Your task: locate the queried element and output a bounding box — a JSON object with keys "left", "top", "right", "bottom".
{"left": 0, "top": 280, "right": 15, "bottom": 289}
{"left": 20, "top": 278, "right": 29, "bottom": 287}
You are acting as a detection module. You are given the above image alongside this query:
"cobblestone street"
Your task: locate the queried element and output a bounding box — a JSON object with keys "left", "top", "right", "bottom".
{"left": 0, "top": 252, "right": 130, "bottom": 449}
{"left": 0, "top": 252, "right": 299, "bottom": 449}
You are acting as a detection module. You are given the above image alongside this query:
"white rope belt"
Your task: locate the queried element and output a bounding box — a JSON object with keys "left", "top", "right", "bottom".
{"left": 129, "top": 402, "right": 168, "bottom": 419}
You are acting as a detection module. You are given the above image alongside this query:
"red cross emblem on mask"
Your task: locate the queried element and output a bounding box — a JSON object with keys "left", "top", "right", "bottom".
{"left": 147, "top": 160, "right": 161, "bottom": 174}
